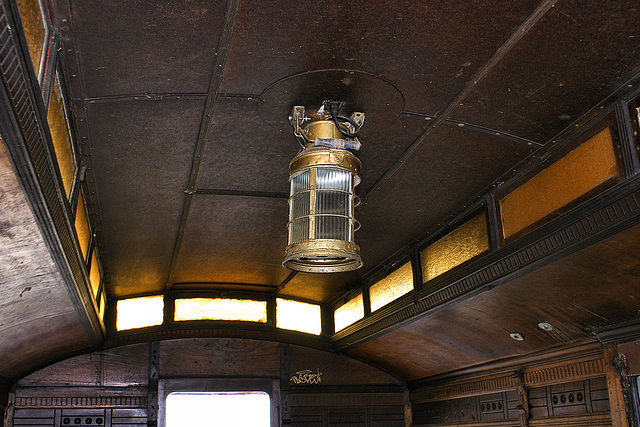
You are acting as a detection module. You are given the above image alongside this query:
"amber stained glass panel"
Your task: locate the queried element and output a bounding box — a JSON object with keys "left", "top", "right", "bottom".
{"left": 500, "top": 127, "right": 618, "bottom": 239}
{"left": 48, "top": 79, "right": 76, "bottom": 197}
{"left": 421, "top": 213, "right": 490, "bottom": 283}
{"left": 369, "top": 262, "right": 413, "bottom": 312}
{"left": 16, "top": 0, "right": 45, "bottom": 76}
{"left": 334, "top": 293, "right": 364, "bottom": 333}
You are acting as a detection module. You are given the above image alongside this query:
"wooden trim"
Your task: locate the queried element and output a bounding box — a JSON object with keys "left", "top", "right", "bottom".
{"left": 410, "top": 343, "right": 603, "bottom": 390}
{"left": 414, "top": 422, "right": 520, "bottom": 427}
{"left": 524, "top": 358, "right": 605, "bottom": 387}
{"left": 528, "top": 412, "right": 612, "bottom": 426}
{"left": 334, "top": 173, "right": 640, "bottom": 349}
{"left": 290, "top": 392, "right": 404, "bottom": 407}
{"left": 410, "top": 345, "right": 606, "bottom": 406}
{"left": 604, "top": 346, "right": 630, "bottom": 427}
{"left": 411, "top": 376, "right": 517, "bottom": 403}
{"left": 14, "top": 395, "right": 146, "bottom": 408}
{"left": 0, "top": 0, "right": 103, "bottom": 344}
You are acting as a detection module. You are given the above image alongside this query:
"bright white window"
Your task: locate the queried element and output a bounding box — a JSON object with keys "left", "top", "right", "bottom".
{"left": 166, "top": 392, "right": 270, "bottom": 427}
{"left": 115, "top": 295, "right": 164, "bottom": 331}
{"left": 174, "top": 298, "right": 267, "bottom": 323}
{"left": 276, "top": 298, "right": 322, "bottom": 335}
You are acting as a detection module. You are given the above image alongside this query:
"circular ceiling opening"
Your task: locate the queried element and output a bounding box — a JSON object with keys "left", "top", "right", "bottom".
{"left": 258, "top": 69, "right": 405, "bottom": 135}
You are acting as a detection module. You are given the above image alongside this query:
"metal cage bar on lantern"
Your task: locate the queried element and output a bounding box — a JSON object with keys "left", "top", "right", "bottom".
{"left": 284, "top": 146, "right": 362, "bottom": 273}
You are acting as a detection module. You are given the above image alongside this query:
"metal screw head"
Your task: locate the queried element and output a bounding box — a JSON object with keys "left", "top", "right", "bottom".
{"left": 538, "top": 322, "right": 554, "bottom": 331}
{"left": 510, "top": 332, "right": 524, "bottom": 341}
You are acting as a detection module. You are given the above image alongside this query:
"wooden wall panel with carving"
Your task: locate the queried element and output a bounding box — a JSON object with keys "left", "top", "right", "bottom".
{"left": 528, "top": 377, "right": 609, "bottom": 418}
{"left": 159, "top": 338, "right": 280, "bottom": 378}
{"left": 18, "top": 343, "right": 149, "bottom": 387}
{"left": 289, "top": 345, "right": 402, "bottom": 386}
{"left": 412, "top": 391, "right": 519, "bottom": 426}
{"left": 10, "top": 338, "right": 409, "bottom": 426}
{"left": 288, "top": 405, "right": 405, "bottom": 427}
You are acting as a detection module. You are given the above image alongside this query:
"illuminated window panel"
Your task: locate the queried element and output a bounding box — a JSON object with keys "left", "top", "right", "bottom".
{"left": 174, "top": 298, "right": 267, "bottom": 323}
{"left": 48, "top": 79, "right": 76, "bottom": 197}
{"left": 89, "top": 248, "right": 100, "bottom": 300}
{"left": 74, "top": 191, "right": 91, "bottom": 261}
{"left": 276, "top": 298, "right": 321, "bottom": 335}
{"left": 16, "top": 0, "right": 46, "bottom": 76}
{"left": 369, "top": 262, "right": 413, "bottom": 312}
{"left": 500, "top": 127, "right": 619, "bottom": 239}
{"left": 116, "top": 295, "right": 164, "bottom": 331}
{"left": 422, "top": 213, "right": 490, "bottom": 283}
{"left": 166, "top": 392, "right": 270, "bottom": 427}
{"left": 334, "top": 293, "right": 364, "bottom": 333}
{"left": 99, "top": 292, "right": 107, "bottom": 320}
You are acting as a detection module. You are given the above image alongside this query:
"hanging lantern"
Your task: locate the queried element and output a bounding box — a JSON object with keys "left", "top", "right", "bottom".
{"left": 283, "top": 102, "right": 364, "bottom": 273}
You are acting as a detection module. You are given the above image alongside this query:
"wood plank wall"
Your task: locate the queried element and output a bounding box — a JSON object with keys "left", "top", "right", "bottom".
{"left": 8, "top": 338, "right": 407, "bottom": 427}
{"left": 409, "top": 344, "right": 628, "bottom": 427}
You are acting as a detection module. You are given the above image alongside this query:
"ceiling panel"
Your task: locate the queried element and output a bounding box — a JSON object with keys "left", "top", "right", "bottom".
{"left": 197, "top": 99, "right": 432, "bottom": 196}
{"left": 452, "top": 0, "right": 640, "bottom": 143}
{"left": 172, "top": 195, "right": 291, "bottom": 287}
{"left": 86, "top": 99, "right": 205, "bottom": 296}
{"left": 195, "top": 98, "right": 299, "bottom": 193}
{"left": 69, "top": 0, "right": 227, "bottom": 97}
{"left": 277, "top": 271, "right": 359, "bottom": 304}
{"left": 220, "top": 0, "right": 541, "bottom": 114}
{"left": 355, "top": 125, "right": 535, "bottom": 271}
{"left": 348, "top": 223, "right": 640, "bottom": 380}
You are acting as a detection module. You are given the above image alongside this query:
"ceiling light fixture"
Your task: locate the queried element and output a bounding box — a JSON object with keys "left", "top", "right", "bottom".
{"left": 283, "top": 101, "right": 364, "bottom": 273}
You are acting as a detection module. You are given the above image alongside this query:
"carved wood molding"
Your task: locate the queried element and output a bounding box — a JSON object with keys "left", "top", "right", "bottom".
{"left": 412, "top": 375, "right": 518, "bottom": 402}
{"left": 412, "top": 356, "right": 605, "bottom": 403}
{"left": 290, "top": 392, "right": 404, "bottom": 407}
{"left": 15, "top": 396, "right": 146, "bottom": 408}
{"left": 528, "top": 412, "right": 612, "bottom": 426}
{"left": 524, "top": 358, "right": 605, "bottom": 386}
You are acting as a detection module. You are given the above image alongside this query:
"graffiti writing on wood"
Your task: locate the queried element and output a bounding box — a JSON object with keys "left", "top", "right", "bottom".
{"left": 291, "top": 369, "right": 322, "bottom": 385}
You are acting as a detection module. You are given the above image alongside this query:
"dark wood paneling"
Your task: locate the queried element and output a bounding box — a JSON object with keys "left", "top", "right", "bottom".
{"left": 289, "top": 345, "right": 401, "bottom": 386}
{"left": 14, "top": 407, "right": 148, "bottom": 427}
{"left": 159, "top": 338, "right": 281, "bottom": 378}
{"left": 13, "top": 338, "right": 407, "bottom": 426}
{"left": 348, "top": 222, "right": 640, "bottom": 380}
{"left": 528, "top": 378, "right": 610, "bottom": 418}
{"left": 18, "top": 344, "right": 149, "bottom": 387}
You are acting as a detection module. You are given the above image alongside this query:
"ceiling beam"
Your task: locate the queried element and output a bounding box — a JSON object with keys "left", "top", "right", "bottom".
{"left": 166, "top": 0, "right": 242, "bottom": 290}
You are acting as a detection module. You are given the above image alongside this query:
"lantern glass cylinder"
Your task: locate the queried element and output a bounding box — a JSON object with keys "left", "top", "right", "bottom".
{"left": 284, "top": 147, "right": 362, "bottom": 273}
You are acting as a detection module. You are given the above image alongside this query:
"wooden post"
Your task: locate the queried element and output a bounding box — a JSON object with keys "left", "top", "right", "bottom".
{"left": 148, "top": 341, "right": 159, "bottom": 427}
{"left": 604, "top": 345, "right": 631, "bottom": 427}
{"left": 514, "top": 370, "right": 529, "bottom": 426}
{"left": 0, "top": 379, "right": 10, "bottom": 427}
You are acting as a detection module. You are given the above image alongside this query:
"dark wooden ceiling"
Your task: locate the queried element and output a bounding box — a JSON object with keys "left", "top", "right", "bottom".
{"left": 54, "top": 0, "right": 640, "bottom": 302}
{"left": 1, "top": 0, "right": 640, "bottom": 383}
